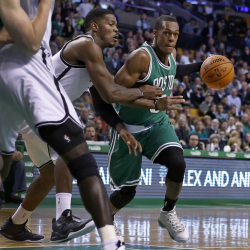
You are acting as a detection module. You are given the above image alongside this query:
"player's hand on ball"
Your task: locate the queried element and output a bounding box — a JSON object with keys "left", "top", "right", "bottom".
{"left": 119, "top": 129, "right": 142, "bottom": 156}
{"left": 157, "top": 96, "right": 185, "bottom": 111}
{"left": 139, "top": 85, "right": 162, "bottom": 100}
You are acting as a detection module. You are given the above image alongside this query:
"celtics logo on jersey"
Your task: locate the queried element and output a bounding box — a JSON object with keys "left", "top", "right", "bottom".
{"left": 153, "top": 75, "right": 174, "bottom": 91}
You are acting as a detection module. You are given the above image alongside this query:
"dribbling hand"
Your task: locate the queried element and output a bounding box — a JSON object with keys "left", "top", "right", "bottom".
{"left": 119, "top": 129, "right": 142, "bottom": 156}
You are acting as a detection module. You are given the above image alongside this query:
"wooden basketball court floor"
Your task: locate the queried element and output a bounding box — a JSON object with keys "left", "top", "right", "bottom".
{"left": 1, "top": 205, "right": 250, "bottom": 250}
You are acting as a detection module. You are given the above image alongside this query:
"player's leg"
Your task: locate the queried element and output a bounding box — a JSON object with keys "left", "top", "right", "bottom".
{"left": 51, "top": 156, "right": 95, "bottom": 243}
{"left": 39, "top": 121, "right": 123, "bottom": 250}
{"left": 150, "top": 120, "right": 189, "bottom": 242}
{"left": 108, "top": 129, "right": 143, "bottom": 244}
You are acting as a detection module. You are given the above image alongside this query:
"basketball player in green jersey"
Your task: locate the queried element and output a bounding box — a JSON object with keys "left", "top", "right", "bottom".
{"left": 100, "top": 15, "right": 203, "bottom": 243}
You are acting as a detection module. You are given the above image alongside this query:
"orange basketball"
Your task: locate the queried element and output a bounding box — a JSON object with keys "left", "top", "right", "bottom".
{"left": 200, "top": 55, "right": 234, "bottom": 89}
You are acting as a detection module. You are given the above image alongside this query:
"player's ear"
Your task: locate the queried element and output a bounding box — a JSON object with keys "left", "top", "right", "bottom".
{"left": 153, "top": 29, "right": 157, "bottom": 37}
{"left": 91, "top": 22, "right": 99, "bottom": 32}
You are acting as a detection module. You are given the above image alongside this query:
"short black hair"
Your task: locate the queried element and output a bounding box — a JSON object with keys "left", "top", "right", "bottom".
{"left": 154, "top": 15, "right": 177, "bottom": 30}
{"left": 84, "top": 8, "right": 114, "bottom": 32}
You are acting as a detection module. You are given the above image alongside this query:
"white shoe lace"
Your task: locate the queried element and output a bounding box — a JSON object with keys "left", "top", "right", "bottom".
{"left": 167, "top": 211, "right": 185, "bottom": 233}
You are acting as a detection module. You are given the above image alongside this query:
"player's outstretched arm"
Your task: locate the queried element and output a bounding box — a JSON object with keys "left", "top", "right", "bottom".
{"left": 114, "top": 49, "right": 185, "bottom": 110}
{"left": 90, "top": 86, "right": 142, "bottom": 156}
{"left": 0, "top": 0, "right": 54, "bottom": 55}
{"left": 77, "top": 41, "right": 162, "bottom": 103}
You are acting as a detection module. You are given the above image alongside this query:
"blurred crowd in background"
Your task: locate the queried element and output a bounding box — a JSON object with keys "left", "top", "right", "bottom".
{"left": 47, "top": 0, "right": 250, "bottom": 152}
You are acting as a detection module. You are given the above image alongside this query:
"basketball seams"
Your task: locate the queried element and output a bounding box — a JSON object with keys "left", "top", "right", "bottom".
{"left": 201, "top": 62, "right": 232, "bottom": 78}
{"left": 206, "top": 67, "right": 234, "bottom": 84}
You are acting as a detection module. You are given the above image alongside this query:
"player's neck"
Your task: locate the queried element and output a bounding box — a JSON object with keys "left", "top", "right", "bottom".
{"left": 151, "top": 44, "right": 169, "bottom": 65}
{"left": 86, "top": 32, "right": 106, "bottom": 50}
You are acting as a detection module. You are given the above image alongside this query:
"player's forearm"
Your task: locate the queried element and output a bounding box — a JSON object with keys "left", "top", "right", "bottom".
{"left": 118, "top": 98, "right": 155, "bottom": 109}
{"left": 0, "top": 0, "right": 53, "bottom": 55}
{"left": 175, "top": 62, "right": 202, "bottom": 79}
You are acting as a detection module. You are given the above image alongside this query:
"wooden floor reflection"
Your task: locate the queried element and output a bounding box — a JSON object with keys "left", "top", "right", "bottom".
{"left": 1, "top": 206, "right": 250, "bottom": 249}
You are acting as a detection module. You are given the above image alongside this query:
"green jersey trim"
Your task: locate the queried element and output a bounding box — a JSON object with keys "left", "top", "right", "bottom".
{"left": 137, "top": 47, "right": 152, "bottom": 83}
{"left": 143, "top": 42, "right": 172, "bottom": 70}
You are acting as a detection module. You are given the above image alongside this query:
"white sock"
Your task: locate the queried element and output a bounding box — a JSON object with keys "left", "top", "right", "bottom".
{"left": 56, "top": 193, "right": 72, "bottom": 220}
{"left": 12, "top": 204, "right": 33, "bottom": 225}
{"left": 98, "top": 225, "right": 117, "bottom": 243}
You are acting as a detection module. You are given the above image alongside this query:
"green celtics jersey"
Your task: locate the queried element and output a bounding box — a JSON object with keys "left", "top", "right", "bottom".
{"left": 119, "top": 42, "right": 176, "bottom": 126}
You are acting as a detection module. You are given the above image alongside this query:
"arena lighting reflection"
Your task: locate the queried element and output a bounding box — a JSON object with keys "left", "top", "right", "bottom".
{"left": 62, "top": 212, "right": 249, "bottom": 247}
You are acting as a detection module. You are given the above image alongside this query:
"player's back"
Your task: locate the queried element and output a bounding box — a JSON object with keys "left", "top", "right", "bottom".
{"left": 119, "top": 42, "right": 177, "bottom": 126}
{"left": 53, "top": 35, "right": 93, "bottom": 101}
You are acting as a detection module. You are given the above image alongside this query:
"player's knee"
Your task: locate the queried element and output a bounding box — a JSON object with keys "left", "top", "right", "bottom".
{"left": 68, "top": 153, "right": 100, "bottom": 184}
{"left": 155, "top": 147, "right": 186, "bottom": 183}
{"left": 110, "top": 186, "right": 137, "bottom": 209}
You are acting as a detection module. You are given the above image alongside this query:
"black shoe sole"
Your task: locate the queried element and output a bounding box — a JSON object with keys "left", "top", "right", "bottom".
{"left": 50, "top": 220, "right": 95, "bottom": 243}
{"left": 0, "top": 230, "right": 44, "bottom": 243}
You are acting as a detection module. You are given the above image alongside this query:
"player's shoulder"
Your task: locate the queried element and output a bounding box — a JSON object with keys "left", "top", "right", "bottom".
{"left": 172, "top": 48, "right": 177, "bottom": 60}
{"left": 127, "top": 47, "right": 151, "bottom": 65}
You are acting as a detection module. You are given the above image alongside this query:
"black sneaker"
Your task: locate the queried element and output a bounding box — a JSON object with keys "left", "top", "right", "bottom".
{"left": 0, "top": 217, "right": 44, "bottom": 242}
{"left": 50, "top": 209, "right": 95, "bottom": 243}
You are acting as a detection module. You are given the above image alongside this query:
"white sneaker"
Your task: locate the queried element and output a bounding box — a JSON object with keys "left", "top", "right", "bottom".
{"left": 113, "top": 216, "right": 125, "bottom": 245}
{"left": 158, "top": 206, "right": 189, "bottom": 242}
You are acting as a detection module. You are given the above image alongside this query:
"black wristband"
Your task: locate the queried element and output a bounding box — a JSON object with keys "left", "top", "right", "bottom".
{"left": 154, "top": 100, "right": 158, "bottom": 111}
{"left": 138, "top": 87, "right": 144, "bottom": 98}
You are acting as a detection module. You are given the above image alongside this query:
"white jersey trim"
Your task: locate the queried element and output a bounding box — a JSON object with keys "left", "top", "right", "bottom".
{"left": 60, "top": 35, "right": 94, "bottom": 69}
{"left": 137, "top": 47, "right": 152, "bottom": 83}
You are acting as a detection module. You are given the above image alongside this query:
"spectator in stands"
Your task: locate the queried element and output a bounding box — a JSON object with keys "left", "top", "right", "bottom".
{"left": 178, "top": 75, "right": 189, "bottom": 89}
{"left": 84, "top": 123, "right": 96, "bottom": 141}
{"left": 220, "top": 96, "right": 230, "bottom": 113}
{"left": 206, "top": 134, "right": 221, "bottom": 151}
{"left": 206, "top": 103, "right": 217, "bottom": 119}
{"left": 204, "top": 2, "right": 213, "bottom": 19}
{"left": 199, "top": 93, "right": 213, "bottom": 116}
{"left": 190, "top": 115, "right": 200, "bottom": 130}
{"left": 182, "top": 18, "right": 195, "bottom": 35}
{"left": 52, "top": 14, "right": 64, "bottom": 37}
{"left": 194, "top": 1, "right": 205, "bottom": 15}
{"left": 3, "top": 151, "right": 26, "bottom": 204}
{"left": 81, "top": 91, "right": 95, "bottom": 118}
{"left": 235, "top": 121, "right": 245, "bottom": 141}
{"left": 220, "top": 120, "right": 228, "bottom": 134}
{"left": 213, "top": 88, "right": 226, "bottom": 105}
{"left": 206, "top": 38, "right": 215, "bottom": 53}
{"left": 136, "top": 13, "right": 150, "bottom": 32}
{"left": 202, "top": 20, "right": 215, "bottom": 38}
{"left": 205, "top": 118, "right": 220, "bottom": 138}
{"left": 217, "top": 42, "right": 226, "bottom": 56}
{"left": 194, "top": 51, "right": 202, "bottom": 62}
{"left": 194, "top": 21, "right": 202, "bottom": 37}
{"left": 62, "top": 18, "right": 75, "bottom": 38}
{"left": 228, "top": 105, "right": 237, "bottom": 118}
{"left": 242, "top": 62, "right": 249, "bottom": 74}
{"left": 120, "top": 53, "right": 128, "bottom": 68}
{"left": 203, "top": 115, "right": 212, "bottom": 128}
{"left": 199, "top": 44, "right": 207, "bottom": 55}
{"left": 239, "top": 82, "right": 250, "bottom": 103}
{"left": 227, "top": 89, "right": 242, "bottom": 109}
{"left": 215, "top": 22, "right": 227, "bottom": 42}
{"left": 75, "top": 11, "right": 85, "bottom": 33}
{"left": 52, "top": 6, "right": 62, "bottom": 21}
{"left": 61, "top": 0, "right": 77, "bottom": 20}
{"left": 173, "top": 85, "right": 190, "bottom": 105}
{"left": 105, "top": 51, "right": 121, "bottom": 75}
{"left": 191, "top": 84, "right": 204, "bottom": 108}
{"left": 226, "top": 116, "right": 236, "bottom": 133}
{"left": 175, "top": 116, "right": 190, "bottom": 145}
{"left": 241, "top": 114, "right": 250, "bottom": 134}
{"left": 215, "top": 104, "right": 228, "bottom": 122}
{"left": 104, "top": 48, "right": 114, "bottom": 62}
{"left": 242, "top": 47, "right": 250, "bottom": 65}
{"left": 168, "top": 110, "right": 177, "bottom": 121}
{"left": 182, "top": 106, "right": 193, "bottom": 126}
{"left": 180, "top": 49, "right": 190, "bottom": 64}
{"left": 190, "top": 120, "right": 208, "bottom": 139}
{"left": 243, "top": 133, "right": 250, "bottom": 152}
{"left": 94, "top": 118, "right": 107, "bottom": 141}
{"left": 79, "top": 107, "right": 93, "bottom": 129}
{"left": 133, "top": 29, "right": 145, "bottom": 48}
{"left": 124, "top": 0, "right": 135, "bottom": 12}
{"left": 185, "top": 82, "right": 193, "bottom": 100}
{"left": 245, "top": 29, "right": 250, "bottom": 48}
{"left": 227, "top": 137, "right": 243, "bottom": 152}
{"left": 78, "top": 0, "right": 93, "bottom": 18}
{"left": 182, "top": 133, "right": 205, "bottom": 150}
